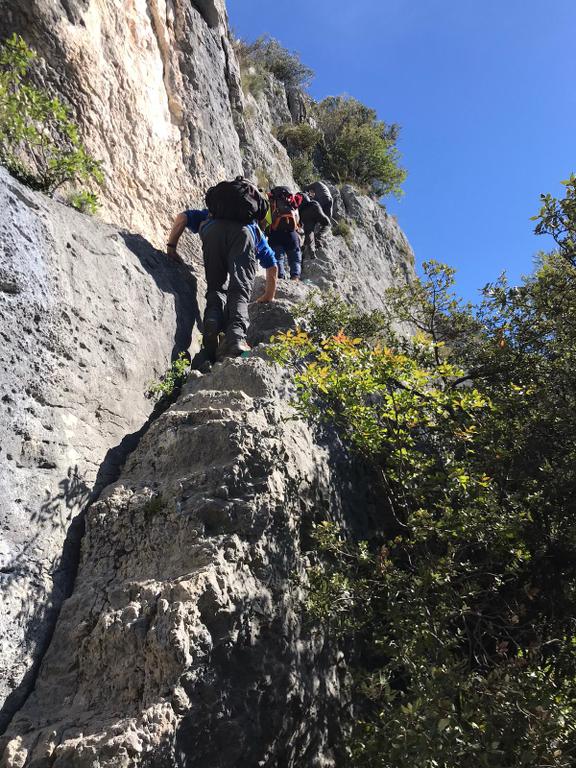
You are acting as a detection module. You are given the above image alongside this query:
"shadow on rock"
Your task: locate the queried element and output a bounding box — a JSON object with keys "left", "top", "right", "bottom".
{"left": 0, "top": 386, "right": 182, "bottom": 734}
{"left": 0, "top": 466, "right": 91, "bottom": 733}
{"left": 120, "top": 232, "right": 202, "bottom": 361}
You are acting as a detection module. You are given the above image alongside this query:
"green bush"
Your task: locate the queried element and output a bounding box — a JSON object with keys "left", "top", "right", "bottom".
{"left": 275, "top": 123, "right": 323, "bottom": 187}
{"left": 236, "top": 35, "right": 314, "bottom": 91}
{"left": 146, "top": 352, "right": 190, "bottom": 400}
{"left": 236, "top": 36, "right": 404, "bottom": 199}
{"left": 276, "top": 95, "right": 406, "bottom": 198}
{"left": 68, "top": 190, "right": 100, "bottom": 215}
{"left": 315, "top": 96, "right": 406, "bottom": 196}
{"left": 332, "top": 218, "right": 354, "bottom": 247}
{"left": 291, "top": 290, "right": 388, "bottom": 343}
{"left": 240, "top": 64, "right": 268, "bottom": 99}
{"left": 0, "top": 34, "right": 103, "bottom": 202}
{"left": 532, "top": 174, "right": 576, "bottom": 264}
{"left": 290, "top": 154, "right": 316, "bottom": 188}
{"left": 269, "top": 181, "right": 576, "bottom": 764}
{"left": 276, "top": 123, "right": 322, "bottom": 156}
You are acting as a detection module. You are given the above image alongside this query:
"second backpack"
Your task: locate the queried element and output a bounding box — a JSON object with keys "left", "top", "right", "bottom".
{"left": 269, "top": 187, "right": 300, "bottom": 233}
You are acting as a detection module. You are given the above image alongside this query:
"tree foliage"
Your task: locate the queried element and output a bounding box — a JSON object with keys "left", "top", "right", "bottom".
{"left": 269, "top": 180, "right": 576, "bottom": 766}
{"left": 0, "top": 34, "right": 102, "bottom": 203}
{"left": 276, "top": 96, "right": 406, "bottom": 196}
{"left": 532, "top": 175, "right": 576, "bottom": 264}
{"left": 235, "top": 35, "right": 314, "bottom": 91}
{"left": 314, "top": 96, "right": 405, "bottom": 196}
{"left": 237, "top": 34, "right": 405, "bottom": 197}
{"left": 146, "top": 353, "right": 190, "bottom": 401}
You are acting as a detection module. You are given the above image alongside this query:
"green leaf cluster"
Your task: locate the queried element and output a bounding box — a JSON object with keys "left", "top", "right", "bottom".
{"left": 314, "top": 96, "right": 406, "bottom": 197}
{"left": 146, "top": 353, "right": 190, "bottom": 401}
{"left": 332, "top": 218, "right": 354, "bottom": 247}
{"left": 270, "top": 183, "right": 576, "bottom": 765}
{"left": 236, "top": 34, "right": 405, "bottom": 197}
{"left": 0, "top": 34, "right": 103, "bottom": 203}
{"left": 275, "top": 96, "right": 406, "bottom": 197}
{"left": 532, "top": 174, "right": 576, "bottom": 264}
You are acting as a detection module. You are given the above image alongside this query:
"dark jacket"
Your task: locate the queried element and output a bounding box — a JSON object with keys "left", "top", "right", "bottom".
{"left": 305, "top": 181, "right": 333, "bottom": 218}
{"left": 299, "top": 195, "right": 331, "bottom": 232}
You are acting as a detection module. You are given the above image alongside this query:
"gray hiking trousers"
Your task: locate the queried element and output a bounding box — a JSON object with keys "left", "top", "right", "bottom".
{"left": 199, "top": 219, "right": 257, "bottom": 345}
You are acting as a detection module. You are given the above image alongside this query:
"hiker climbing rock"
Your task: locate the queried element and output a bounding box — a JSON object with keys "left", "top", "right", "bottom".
{"left": 304, "top": 181, "right": 333, "bottom": 250}
{"left": 298, "top": 192, "right": 331, "bottom": 260}
{"left": 305, "top": 181, "right": 333, "bottom": 219}
{"left": 166, "top": 176, "right": 277, "bottom": 361}
{"left": 267, "top": 186, "right": 303, "bottom": 281}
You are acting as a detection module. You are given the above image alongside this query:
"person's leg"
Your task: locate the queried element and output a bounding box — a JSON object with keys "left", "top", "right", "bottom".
{"left": 223, "top": 224, "right": 257, "bottom": 351}
{"left": 274, "top": 245, "right": 288, "bottom": 279}
{"left": 200, "top": 221, "right": 228, "bottom": 360}
{"left": 287, "top": 246, "right": 302, "bottom": 280}
{"left": 268, "top": 232, "right": 287, "bottom": 279}
{"left": 286, "top": 231, "right": 302, "bottom": 280}
{"left": 303, "top": 226, "right": 316, "bottom": 260}
{"left": 321, "top": 199, "right": 333, "bottom": 219}
{"left": 315, "top": 222, "right": 330, "bottom": 249}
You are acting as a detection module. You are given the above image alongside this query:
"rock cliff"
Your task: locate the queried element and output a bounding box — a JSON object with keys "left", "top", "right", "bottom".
{"left": 0, "top": 1, "right": 416, "bottom": 763}
{"left": 0, "top": 167, "right": 200, "bottom": 729}
{"left": 2, "top": 295, "right": 357, "bottom": 767}
{"left": 0, "top": 0, "right": 294, "bottom": 248}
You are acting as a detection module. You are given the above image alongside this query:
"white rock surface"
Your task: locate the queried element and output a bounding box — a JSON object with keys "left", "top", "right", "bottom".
{"left": 0, "top": 0, "right": 245, "bottom": 246}
{"left": 1, "top": 341, "right": 354, "bottom": 767}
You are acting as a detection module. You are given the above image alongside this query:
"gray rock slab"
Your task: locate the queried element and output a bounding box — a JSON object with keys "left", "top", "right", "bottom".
{"left": 0, "top": 168, "right": 201, "bottom": 729}
{"left": 0, "top": 349, "right": 355, "bottom": 766}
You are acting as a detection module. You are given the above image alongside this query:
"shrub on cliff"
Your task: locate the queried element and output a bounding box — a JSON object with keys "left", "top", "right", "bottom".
{"left": 0, "top": 34, "right": 103, "bottom": 210}
{"left": 532, "top": 174, "right": 576, "bottom": 265}
{"left": 314, "top": 96, "right": 405, "bottom": 196}
{"left": 237, "top": 35, "right": 405, "bottom": 197}
{"left": 276, "top": 96, "right": 406, "bottom": 197}
{"left": 275, "top": 122, "right": 322, "bottom": 186}
{"left": 236, "top": 35, "right": 314, "bottom": 91}
{"left": 270, "top": 180, "right": 576, "bottom": 765}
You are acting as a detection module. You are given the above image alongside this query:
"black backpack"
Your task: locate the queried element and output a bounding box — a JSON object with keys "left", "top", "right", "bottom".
{"left": 205, "top": 176, "right": 269, "bottom": 224}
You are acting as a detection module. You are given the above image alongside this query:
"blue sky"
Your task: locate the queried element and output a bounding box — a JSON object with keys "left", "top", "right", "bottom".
{"left": 227, "top": 0, "right": 576, "bottom": 300}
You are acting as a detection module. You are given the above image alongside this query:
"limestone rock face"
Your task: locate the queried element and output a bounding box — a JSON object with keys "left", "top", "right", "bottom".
{"left": 0, "top": 167, "right": 200, "bottom": 729}
{"left": 303, "top": 184, "right": 415, "bottom": 311}
{"left": 0, "top": 0, "right": 245, "bottom": 246}
{"left": 239, "top": 71, "right": 297, "bottom": 190}
{"left": 1, "top": 305, "right": 357, "bottom": 766}
{"left": 0, "top": 0, "right": 417, "bottom": 759}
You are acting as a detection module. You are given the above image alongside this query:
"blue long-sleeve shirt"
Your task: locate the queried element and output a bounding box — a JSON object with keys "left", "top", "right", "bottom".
{"left": 184, "top": 209, "right": 277, "bottom": 269}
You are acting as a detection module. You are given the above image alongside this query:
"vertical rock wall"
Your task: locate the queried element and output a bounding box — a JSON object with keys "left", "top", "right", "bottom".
{"left": 0, "top": 0, "right": 246, "bottom": 246}
{"left": 0, "top": 168, "right": 199, "bottom": 731}
{"left": 1, "top": 283, "right": 372, "bottom": 768}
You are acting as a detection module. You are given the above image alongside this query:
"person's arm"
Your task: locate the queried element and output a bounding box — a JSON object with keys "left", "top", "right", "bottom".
{"left": 252, "top": 224, "right": 278, "bottom": 302}
{"left": 167, "top": 209, "right": 210, "bottom": 261}
{"left": 166, "top": 212, "right": 187, "bottom": 261}
{"left": 256, "top": 265, "right": 278, "bottom": 303}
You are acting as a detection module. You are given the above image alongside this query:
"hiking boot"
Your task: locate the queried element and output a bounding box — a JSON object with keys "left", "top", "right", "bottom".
{"left": 217, "top": 338, "right": 251, "bottom": 360}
